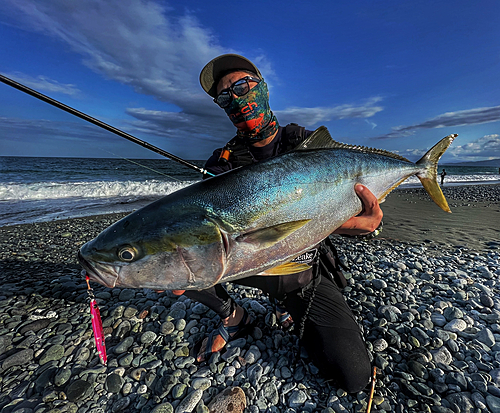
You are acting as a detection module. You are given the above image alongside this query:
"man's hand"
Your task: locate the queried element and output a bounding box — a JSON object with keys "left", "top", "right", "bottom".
{"left": 333, "top": 185, "right": 383, "bottom": 236}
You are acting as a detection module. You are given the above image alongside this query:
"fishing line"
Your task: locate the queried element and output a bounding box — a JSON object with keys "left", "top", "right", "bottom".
{"left": 95, "top": 146, "right": 183, "bottom": 182}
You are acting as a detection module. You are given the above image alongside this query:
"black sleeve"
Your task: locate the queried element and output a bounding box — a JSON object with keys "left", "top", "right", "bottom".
{"left": 204, "top": 148, "right": 233, "bottom": 178}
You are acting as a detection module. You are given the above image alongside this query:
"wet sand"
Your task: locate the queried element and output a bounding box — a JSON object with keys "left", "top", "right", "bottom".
{"left": 381, "top": 184, "right": 500, "bottom": 252}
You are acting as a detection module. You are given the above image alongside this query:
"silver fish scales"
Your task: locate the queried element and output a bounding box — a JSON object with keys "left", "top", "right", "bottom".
{"left": 79, "top": 127, "right": 456, "bottom": 291}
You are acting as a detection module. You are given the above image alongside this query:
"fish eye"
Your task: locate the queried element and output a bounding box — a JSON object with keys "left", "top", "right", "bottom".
{"left": 118, "top": 246, "right": 136, "bottom": 262}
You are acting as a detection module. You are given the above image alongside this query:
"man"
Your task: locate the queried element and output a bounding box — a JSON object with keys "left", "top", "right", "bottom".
{"left": 440, "top": 169, "right": 447, "bottom": 185}
{"left": 180, "top": 54, "right": 383, "bottom": 393}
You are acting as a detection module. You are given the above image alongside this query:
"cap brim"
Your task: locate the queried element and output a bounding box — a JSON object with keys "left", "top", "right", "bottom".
{"left": 200, "top": 54, "right": 262, "bottom": 97}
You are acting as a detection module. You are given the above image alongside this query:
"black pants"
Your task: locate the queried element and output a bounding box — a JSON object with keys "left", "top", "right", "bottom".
{"left": 185, "top": 272, "right": 371, "bottom": 393}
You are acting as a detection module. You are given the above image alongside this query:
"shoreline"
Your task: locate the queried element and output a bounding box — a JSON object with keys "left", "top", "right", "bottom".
{"left": 0, "top": 183, "right": 499, "bottom": 412}
{"left": 1, "top": 183, "right": 498, "bottom": 257}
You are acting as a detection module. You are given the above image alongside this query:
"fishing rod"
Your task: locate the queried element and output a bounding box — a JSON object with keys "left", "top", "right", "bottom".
{"left": 0, "top": 73, "right": 214, "bottom": 177}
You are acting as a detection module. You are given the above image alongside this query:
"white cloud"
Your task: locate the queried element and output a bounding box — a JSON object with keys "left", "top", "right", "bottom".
{"left": 1, "top": 72, "right": 81, "bottom": 96}
{"left": 376, "top": 105, "right": 500, "bottom": 139}
{"left": 448, "top": 134, "right": 500, "bottom": 160}
{"left": 275, "top": 97, "right": 384, "bottom": 127}
{"left": 2, "top": 0, "right": 227, "bottom": 112}
{"left": 394, "top": 134, "right": 500, "bottom": 162}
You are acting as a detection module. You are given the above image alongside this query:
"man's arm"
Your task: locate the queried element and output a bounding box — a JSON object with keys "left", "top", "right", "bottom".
{"left": 333, "top": 185, "right": 383, "bottom": 236}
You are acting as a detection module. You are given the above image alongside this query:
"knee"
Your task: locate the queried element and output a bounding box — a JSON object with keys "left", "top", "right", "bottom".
{"left": 318, "top": 357, "right": 371, "bottom": 393}
{"left": 337, "top": 361, "right": 372, "bottom": 393}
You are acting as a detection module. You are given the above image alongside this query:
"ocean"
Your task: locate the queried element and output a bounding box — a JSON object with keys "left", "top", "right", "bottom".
{"left": 1, "top": 156, "right": 499, "bottom": 227}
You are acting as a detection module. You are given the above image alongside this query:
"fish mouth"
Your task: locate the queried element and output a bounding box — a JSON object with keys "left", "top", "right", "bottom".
{"left": 78, "top": 251, "right": 120, "bottom": 288}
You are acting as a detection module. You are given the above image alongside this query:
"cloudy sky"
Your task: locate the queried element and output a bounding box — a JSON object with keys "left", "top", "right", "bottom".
{"left": 1, "top": 0, "right": 499, "bottom": 163}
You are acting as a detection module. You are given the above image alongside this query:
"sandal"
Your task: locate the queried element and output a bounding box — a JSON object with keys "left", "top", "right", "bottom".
{"left": 275, "top": 299, "right": 294, "bottom": 332}
{"left": 194, "top": 307, "right": 253, "bottom": 362}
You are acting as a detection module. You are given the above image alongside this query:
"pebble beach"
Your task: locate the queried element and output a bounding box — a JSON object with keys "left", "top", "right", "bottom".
{"left": 0, "top": 184, "right": 499, "bottom": 413}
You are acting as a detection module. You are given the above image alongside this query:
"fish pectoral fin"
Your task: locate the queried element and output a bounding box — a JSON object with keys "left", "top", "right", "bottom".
{"left": 237, "top": 219, "right": 311, "bottom": 249}
{"left": 259, "top": 262, "right": 312, "bottom": 276}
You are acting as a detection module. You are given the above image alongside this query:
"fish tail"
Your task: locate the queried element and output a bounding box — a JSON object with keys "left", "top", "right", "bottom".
{"left": 416, "top": 134, "right": 457, "bottom": 213}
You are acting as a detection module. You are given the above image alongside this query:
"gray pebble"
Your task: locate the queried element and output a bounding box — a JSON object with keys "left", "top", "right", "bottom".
{"left": 140, "top": 331, "right": 158, "bottom": 344}
{"left": 66, "top": 379, "right": 92, "bottom": 402}
{"left": 105, "top": 373, "right": 123, "bottom": 393}
{"left": 444, "top": 319, "right": 467, "bottom": 332}
{"left": 114, "top": 336, "right": 134, "bottom": 354}
{"left": 487, "top": 395, "right": 500, "bottom": 413}
{"left": 1, "top": 348, "right": 34, "bottom": 370}
{"left": 175, "top": 389, "right": 203, "bottom": 413}
{"left": 432, "top": 347, "right": 453, "bottom": 365}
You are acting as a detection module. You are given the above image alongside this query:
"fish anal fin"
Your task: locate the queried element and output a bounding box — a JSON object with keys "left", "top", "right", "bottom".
{"left": 259, "top": 262, "right": 312, "bottom": 275}
{"left": 237, "top": 219, "right": 311, "bottom": 248}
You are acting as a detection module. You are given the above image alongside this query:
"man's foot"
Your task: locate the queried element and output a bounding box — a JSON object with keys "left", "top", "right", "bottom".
{"left": 277, "top": 310, "right": 294, "bottom": 331}
{"left": 274, "top": 299, "right": 294, "bottom": 331}
{"left": 196, "top": 306, "right": 252, "bottom": 362}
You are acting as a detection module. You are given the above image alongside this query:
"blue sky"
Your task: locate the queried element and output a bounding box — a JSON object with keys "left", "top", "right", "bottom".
{"left": 0, "top": 0, "right": 499, "bottom": 163}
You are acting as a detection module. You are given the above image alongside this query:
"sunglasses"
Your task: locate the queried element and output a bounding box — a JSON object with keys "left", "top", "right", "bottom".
{"left": 214, "top": 76, "right": 261, "bottom": 108}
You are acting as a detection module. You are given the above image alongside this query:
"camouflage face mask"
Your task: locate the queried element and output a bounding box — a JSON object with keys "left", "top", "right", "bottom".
{"left": 224, "top": 80, "right": 279, "bottom": 143}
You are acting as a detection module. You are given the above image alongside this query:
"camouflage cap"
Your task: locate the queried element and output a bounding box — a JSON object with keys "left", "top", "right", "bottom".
{"left": 199, "top": 54, "right": 262, "bottom": 97}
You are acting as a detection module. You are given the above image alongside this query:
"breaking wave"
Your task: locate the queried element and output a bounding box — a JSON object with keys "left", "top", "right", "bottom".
{"left": 0, "top": 179, "right": 194, "bottom": 201}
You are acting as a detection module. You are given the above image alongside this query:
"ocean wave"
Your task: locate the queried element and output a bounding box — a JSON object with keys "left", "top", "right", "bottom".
{"left": 0, "top": 179, "right": 195, "bottom": 201}
{"left": 400, "top": 174, "right": 500, "bottom": 186}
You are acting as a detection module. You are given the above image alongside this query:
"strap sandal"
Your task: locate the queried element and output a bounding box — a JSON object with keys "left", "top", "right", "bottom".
{"left": 194, "top": 307, "right": 253, "bottom": 362}
{"left": 274, "top": 299, "right": 294, "bottom": 332}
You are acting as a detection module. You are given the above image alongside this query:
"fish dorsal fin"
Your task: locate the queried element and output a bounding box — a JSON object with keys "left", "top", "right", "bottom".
{"left": 294, "top": 126, "right": 338, "bottom": 150}
{"left": 236, "top": 219, "right": 311, "bottom": 249}
{"left": 295, "top": 126, "right": 411, "bottom": 163}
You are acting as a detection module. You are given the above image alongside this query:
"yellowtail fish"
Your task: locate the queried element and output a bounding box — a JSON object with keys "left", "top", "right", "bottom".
{"left": 79, "top": 127, "right": 456, "bottom": 290}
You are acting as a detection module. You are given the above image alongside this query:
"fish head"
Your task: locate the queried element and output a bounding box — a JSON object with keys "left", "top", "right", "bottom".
{"left": 78, "top": 206, "right": 227, "bottom": 291}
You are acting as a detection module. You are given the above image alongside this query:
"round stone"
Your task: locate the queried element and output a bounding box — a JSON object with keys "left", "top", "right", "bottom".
{"left": 192, "top": 378, "right": 211, "bottom": 390}
{"left": 432, "top": 347, "right": 453, "bottom": 365}
{"left": 244, "top": 345, "right": 262, "bottom": 364}
{"left": 54, "top": 367, "right": 72, "bottom": 387}
{"left": 444, "top": 319, "right": 467, "bottom": 332}
{"left": 172, "top": 383, "right": 187, "bottom": 399}
{"left": 208, "top": 387, "right": 246, "bottom": 413}
{"left": 288, "top": 389, "right": 307, "bottom": 408}
{"left": 66, "top": 379, "right": 92, "bottom": 402}
{"left": 192, "top": 303, "right": 209, "bottom": 315}
{"left": 1, "top": 348, "right": 33, "bottom": 370}
{"left": 378, "top": 305, "right": 401, "bottom": 322}
{"left": 373, "top": 339, "right": 388, "bottom": 352}
{"left": 443, "top": 307, "right": 463, "bottom": 321}
{"left": 114, "top": 336, "right": 134, "bottom": 354}
{"left": 151, "top": 403, "right": 174, "bottom": 413}
{"left": 161, "top": 321, "right": 175, "bottom": 335}
{"left": 118, "top": 289, "right": 136, "bottom": 301}
{"left": 39, "top": 344, "right": 64, "bottom": 365}
{"left": 105, "top": 374, "right": 123, "bottom": 393}
{"left": 140, "top": 331, "right": 157, "bottom": 345}
{"left": 480, "top": 294, "right": 495, "bottom": 308}
{"left": 123, "top": 306, "right": 138, "bottom": 318}
{"left": 130, "top": 368, "right": 146, "bottom": 381}
{"left": 372, "top": 279, "right": 387, "bottom": 290}
{"left": 476, "top": 328, "right": 495, "bottom": 347}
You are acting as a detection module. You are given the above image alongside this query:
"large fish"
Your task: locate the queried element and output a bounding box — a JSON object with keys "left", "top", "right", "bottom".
{"left": 79, "top": 128, "right": 456, "bottom": 290}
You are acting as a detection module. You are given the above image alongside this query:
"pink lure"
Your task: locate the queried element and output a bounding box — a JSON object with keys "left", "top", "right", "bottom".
{"left": 86, "top": 274, "right": 107, "bottom": 365}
